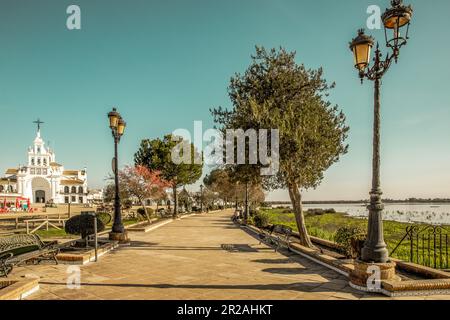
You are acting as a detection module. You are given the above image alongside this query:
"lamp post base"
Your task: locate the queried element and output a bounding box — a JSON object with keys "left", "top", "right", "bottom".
{"left": 361, "top": 245, "right": 389, "bottom": 263}
{"left": 349, "top": 260, "right": 399, "bottom": 292}
{"left": 109, "top": 231, "right": 130, "bottom": 244}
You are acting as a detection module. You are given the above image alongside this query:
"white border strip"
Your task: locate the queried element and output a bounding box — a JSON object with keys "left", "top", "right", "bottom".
{"left": 85, "top": 243, "right": 119, "bottom": 264}
{"left": 18, "top": 284, "right": 40, "bottom": 300}
{"left": 289, "top": 246, "right": 349, "bottom": 277}
{"left": 137, "top": 219, "right": 173, "bottom": 232}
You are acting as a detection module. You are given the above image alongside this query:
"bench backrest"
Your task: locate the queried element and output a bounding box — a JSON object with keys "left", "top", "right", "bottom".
{"left": 0, "top": 234, "right": 45, "bottom": 256}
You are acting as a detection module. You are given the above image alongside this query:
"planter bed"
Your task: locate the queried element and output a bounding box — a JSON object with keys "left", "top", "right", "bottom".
{"left": 127, "top": 218, "right": 172, "bottom": 232}
{"left": 295, "top": 229, "right": 450, "bottom": 280}
{"left": 391, "top": 258, "right": 450, "bottom": 280}
{"left": 56, "top": 239, "right": 118, "bottom": 265}
{"left": 241, "top": 222, "right": 450, "bottom": 297}
{"left": 0, "top": 278, "right": 39, "bottom": 300}
{"left": 127, "top": 213, "right": 201, "bottom": 232}
{"left": 381, "top": 278, "right": 450, "bottom": 297}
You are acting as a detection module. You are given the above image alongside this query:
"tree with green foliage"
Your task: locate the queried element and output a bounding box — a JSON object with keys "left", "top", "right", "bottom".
{"left": 103, "top": 183, "right": 132, "bottom": 210}
{"left": 134, "top": 134, "right": 203, "bottom": 218}
{"left": 197, "top": 187, "right": 219, "bottom": 211}
{"left": 178, "top": 187, "right": 194, "bottom": 212}
{"left": 211, "top": 47, "right": 349, "bottom": 247}
{"left": 203, "top": 168, "right": 265, "bottom": 209}
{"left": 203, "top": 168, "right": 234, "bottom": 205}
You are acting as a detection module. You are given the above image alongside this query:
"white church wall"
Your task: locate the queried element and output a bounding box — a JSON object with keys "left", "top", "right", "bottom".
{"left": 2, "top": 125, "right": 88, "bottom": 205}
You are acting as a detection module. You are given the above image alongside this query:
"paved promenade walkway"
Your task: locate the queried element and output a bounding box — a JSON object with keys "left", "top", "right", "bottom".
{"left": 13, "top": 210, "right": 445, "bottom": 300}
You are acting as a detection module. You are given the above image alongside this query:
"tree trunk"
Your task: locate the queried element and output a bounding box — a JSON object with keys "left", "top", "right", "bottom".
{"left": 172, "top": 185, "right": 178, "bottom": 219}
{"left": 288, "top": 182, "right": 314, "bottom": 248}
{"left": 141, "top": 200, "right": 151, "bottom": 224}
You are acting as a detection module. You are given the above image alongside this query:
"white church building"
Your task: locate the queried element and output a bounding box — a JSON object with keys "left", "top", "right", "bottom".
{"left": 0, "top": 121, "right": 88, "bottom": 204}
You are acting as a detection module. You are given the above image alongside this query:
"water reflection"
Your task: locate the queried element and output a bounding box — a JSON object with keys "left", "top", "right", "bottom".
{"left": 299, "top": 203, "right": 450, "bottom": 225}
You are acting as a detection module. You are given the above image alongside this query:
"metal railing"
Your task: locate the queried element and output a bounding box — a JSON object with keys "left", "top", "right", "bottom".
{"left": 391, "top": 225, "right": 449, "bottom": 269}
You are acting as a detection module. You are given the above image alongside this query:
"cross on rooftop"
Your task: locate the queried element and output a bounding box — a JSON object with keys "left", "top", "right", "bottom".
{"left": 33, "top": 119, "right": 44, "bottom": 131}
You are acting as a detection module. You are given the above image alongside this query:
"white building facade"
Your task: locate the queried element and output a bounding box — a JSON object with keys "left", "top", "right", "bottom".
{"left": 0, "top": 128, "right": 88, "bottom": 204}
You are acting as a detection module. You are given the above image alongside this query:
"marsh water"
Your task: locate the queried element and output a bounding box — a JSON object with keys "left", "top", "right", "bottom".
{"left": 301, "top": 203, "right": 450, "bottom": 226}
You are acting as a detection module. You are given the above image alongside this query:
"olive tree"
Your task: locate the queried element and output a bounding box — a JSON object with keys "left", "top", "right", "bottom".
{"left": 211, "top": 47, "right": 349, "bottom": 247}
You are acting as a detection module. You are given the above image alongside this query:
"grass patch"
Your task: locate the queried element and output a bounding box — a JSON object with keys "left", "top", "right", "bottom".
{"left": 36, "top": 228, "right": 74, "bottom": 239}
{"left": 122, "top": 218, "right": 140, "bottom": 226}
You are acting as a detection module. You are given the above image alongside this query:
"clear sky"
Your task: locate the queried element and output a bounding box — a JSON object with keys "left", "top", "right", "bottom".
{"left": 0, "top": 0, "right": 449, "bottom": 201}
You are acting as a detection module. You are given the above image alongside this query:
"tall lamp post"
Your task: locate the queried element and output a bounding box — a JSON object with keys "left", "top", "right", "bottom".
{"left": 107, "top": 107, "right": 129, "bottom": 243}
{"left": 348, "top": 0, "right": 413, "bottom": 289}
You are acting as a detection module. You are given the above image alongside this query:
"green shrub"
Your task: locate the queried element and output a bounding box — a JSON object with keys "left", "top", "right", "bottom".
{"left": 334, "top": 226, "right": 366, "bottom": 258}
{"left": 306, "top": 208, "right": 336, "bottom": 216}
{"left": 253, "top": 211, "right": 270, "bottom": 228}
{"left": 65, "top": 213, "right": 106, "bottom": 240}
{"left": 96, "top": 212, "right": 112, "bottom": 225}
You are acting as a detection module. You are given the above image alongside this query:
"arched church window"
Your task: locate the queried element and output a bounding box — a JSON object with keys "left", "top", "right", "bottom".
{"left": 37, "top": 147, "right": 41, "bottom": 153}
{"left": 37, "top": 158, "right": 41, "bottom": 166}
{"left": 78, "top": 187, "right": 84, "bottom": 194}
{"left": 31, "top": 158, "right": 35, "bottom": 166}
{"left": 71, "top": 186, "right": 77, "bottom": 193}
{"left": 64, "top": 186, "right": 69, "bottom": 193}
{"left": 43, "top": 158, "right": 47, "bottom": 166}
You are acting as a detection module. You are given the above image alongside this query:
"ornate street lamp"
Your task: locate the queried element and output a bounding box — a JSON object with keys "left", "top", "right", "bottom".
{"left": 348, "top": 0, "right": 413, "bottom": 288}
{"left": 107, "top": 107, "right": 129, "bottom": 243}
{"left": 382, "top": 0, "right": 413, "bottom": 60}
{"left": 350, "top": 30, "right": 375, "bottom": 80}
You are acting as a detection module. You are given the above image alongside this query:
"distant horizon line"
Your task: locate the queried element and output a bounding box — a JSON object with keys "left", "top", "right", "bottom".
{"left": 266, "top": 198, "right": 450, "bottom": 204}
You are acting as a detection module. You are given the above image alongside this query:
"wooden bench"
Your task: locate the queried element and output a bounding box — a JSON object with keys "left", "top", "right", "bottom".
{"left": 258, "top": 224, "right": 292, "bottom": 252}
{"left": 0, "top": 234, "right": 59, "bottom": 277}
